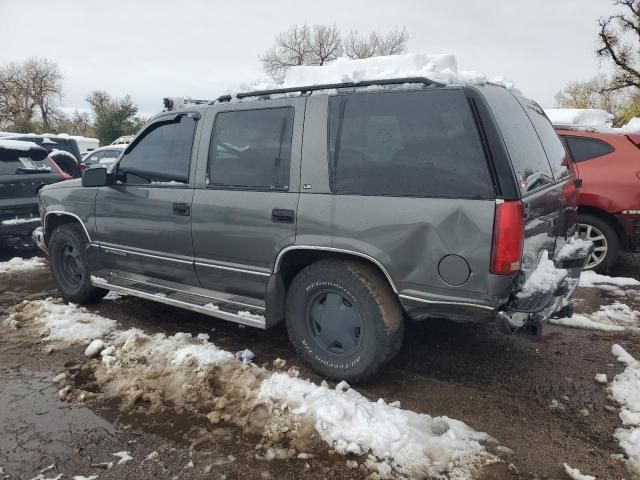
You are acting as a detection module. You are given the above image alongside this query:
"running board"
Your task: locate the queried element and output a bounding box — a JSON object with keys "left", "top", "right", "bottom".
{"left": 91, "top": 277, "right": 266, "bottom": 329}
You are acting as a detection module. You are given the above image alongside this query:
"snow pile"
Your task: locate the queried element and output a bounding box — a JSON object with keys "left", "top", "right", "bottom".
{"left": 4, "top": 299, "right": 116, "bottom": 343}
{"left": 579, "top": 270, "right": 640, "bottom": 289}
{"left": 518, "top": 251, "right": 567, "bottom": 297}
{"left": 563, "top": 463, "right": 595, "bottom": 480}
{"left": 544, "top": 108, "right": 614, "bottom": 127}
{"left": 619, "top": 117, "right": 640, "bottom": 134}
{"left": 610, "top": 344, "right": 640, "bottom": 476}
{"left": 550, "top": 302, "right": 639, "bottom": 331}
{"left": 259, "top": 373, "right": 494, "bottom": 478}
{"left": 9, "top": 299, "right": 497, "bottom": 478}
{"left": 557, "top": 238, "right": 593, "bottom": 261}
{"left": 0, "top": 256, "right": 45, "bottom": 274}
{"left": 252, "top": 53, "right": 517, "bottom": 93}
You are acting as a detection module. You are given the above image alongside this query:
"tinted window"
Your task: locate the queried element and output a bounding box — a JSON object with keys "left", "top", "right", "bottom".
{"left": 0, "top": 156, "right": 54, "bottom": 175}
{"left": 565, "top": 136, "right": 614, "bottom": 162}
{"left": 517, "top": 97, "right": 570, "bottom": 181}
{"left": 329, "top": 89, "right": 493, "bottom": 197}
{"left": 208, "top": 108, "right": 293, "bottom": 189}
{"left": 481, "top": 86, "right": 554, "bottom": 194}
{"left": 118, "top": 115, "right": 196, "bottom": 184}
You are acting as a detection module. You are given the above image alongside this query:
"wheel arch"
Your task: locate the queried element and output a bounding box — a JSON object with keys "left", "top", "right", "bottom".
{"left": 44, "top": 211, "right": 92, "bottom": 245}
{"left": 577, "top": 205, "right": 626, "bottom": 246}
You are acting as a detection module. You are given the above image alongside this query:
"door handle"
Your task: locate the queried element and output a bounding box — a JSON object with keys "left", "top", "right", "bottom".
{"left": 272, "top": 208, "right": 295, "bottom": 224}
{"left": 173, "top": 202, "right": 191, "bottom": 216}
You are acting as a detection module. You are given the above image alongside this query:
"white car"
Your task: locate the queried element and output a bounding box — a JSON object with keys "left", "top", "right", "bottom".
{"left": 81, "top": 145, "right": 126, "bottom": 172}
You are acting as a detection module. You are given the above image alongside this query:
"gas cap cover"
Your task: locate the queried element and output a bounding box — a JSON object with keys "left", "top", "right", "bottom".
{"left": 438, "top": 254, "right": 470, "bottom": 286}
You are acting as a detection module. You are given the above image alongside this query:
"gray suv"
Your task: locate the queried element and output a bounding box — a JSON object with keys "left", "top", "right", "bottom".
{"left": 34, "top": 78, "right": 591, "bottom": 381}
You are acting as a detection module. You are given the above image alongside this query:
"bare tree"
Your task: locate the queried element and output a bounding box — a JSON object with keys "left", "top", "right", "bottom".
{"left": 344, "top": 27, "right": 409, "bottom": 59}
{"left": 260, "top": 24, "right": 409, "bottom": 81}
{"left": 597, "top": 0, "right": 640, "bottom": 91}
{"left": 0, "top": 57, "right": 63, "bottom": 132}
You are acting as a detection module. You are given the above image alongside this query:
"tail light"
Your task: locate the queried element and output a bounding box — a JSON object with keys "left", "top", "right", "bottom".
{"left": 490, "top": 200, "right": 525, "bottom": 275}
{"left": 49, "top": 157, "right": 72, "bottom": 180}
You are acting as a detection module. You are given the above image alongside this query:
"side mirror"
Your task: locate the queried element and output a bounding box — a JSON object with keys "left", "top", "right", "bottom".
{"left": 82, "top": 167, "right": 109, "bottom": 187}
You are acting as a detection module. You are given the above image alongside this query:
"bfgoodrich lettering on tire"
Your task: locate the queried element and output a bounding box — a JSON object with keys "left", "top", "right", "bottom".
{"left": 49, "top": 223, "right": 108, "bottom": 304}
{"left": 285, "top": 259, "right": 404, "bottom": 382}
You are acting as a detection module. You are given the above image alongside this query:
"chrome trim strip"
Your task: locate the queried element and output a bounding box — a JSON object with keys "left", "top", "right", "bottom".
{"left": 113, "top": 274, "right": 265, "bottom": 311}
{"left": 195, "top": 261, "right": 271, "bottom": 277}
{"left": 273, "top": 245, "right": 399, "bottom": 293}
{"left": 100, "top": 245, "right": 193, "bottom": 265}
{"left": 44, "top": 211, "right": 92, "bottom": 242}
{"left": 91, "top": 279, "right": 266, "bottom": 329}
{"left": 398, "top": 294, "right": 495, "bottom": 311}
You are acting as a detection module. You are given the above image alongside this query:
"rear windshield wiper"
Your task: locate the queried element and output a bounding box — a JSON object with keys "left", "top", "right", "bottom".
{"left": 16, "top": 166, "right": 52, "bottom": 174}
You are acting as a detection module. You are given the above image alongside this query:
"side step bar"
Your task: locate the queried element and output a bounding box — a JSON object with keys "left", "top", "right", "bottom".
{"left": 91, "top": 278, "right": 266, "bottom": 329}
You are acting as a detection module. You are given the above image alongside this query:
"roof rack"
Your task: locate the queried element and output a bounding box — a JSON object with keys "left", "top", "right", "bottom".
{"left": 163, "top": 97, "right": 213, "bottom": 111}
{"left": 215, "top": 76, "right": 445, "bottom": 103}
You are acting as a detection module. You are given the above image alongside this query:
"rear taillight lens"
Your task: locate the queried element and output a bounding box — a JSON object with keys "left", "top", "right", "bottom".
{"left": 49, "top": 157, "right": 72, "bottom": 180}
{"left": 490, "top": 200, "right": 525, "bottom": 275}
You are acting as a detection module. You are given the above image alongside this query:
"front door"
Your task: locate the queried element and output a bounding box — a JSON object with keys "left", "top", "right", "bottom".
{"left": 191, "top": 98, "right": 305, "bottom": 298}
{"left": 94, "top": 112, "right": 201, "bottom": 286}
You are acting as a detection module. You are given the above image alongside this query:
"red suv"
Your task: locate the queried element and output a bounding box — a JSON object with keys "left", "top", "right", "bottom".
{"left": 555, "top": 126, "right": 640, "bottom": 272}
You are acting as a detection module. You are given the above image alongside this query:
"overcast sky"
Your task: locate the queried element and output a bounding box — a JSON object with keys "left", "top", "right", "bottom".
{"left": 0, "top": 0, "right": 620, "bottom": 116}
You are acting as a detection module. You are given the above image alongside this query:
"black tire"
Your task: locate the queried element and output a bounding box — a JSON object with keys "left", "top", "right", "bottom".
{"left": 285, "top": 259, "right": 404, "bottom": 383}
{"left": 49, "top": 223, "right": 108, "bottom": 304}
{"left": 578, "top": 213, "right": 620, "bottom": 273}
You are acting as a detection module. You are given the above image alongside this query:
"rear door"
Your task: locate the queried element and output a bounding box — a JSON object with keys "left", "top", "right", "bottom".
{"left": 0, "top": 154, "right": 62, "bottom": 229}
{"left": 94, "top": 112, "right": 201, "bottom": 285}
{"left": 480, "top": 86, "right": 576, "bottom": 276}
{"left": 190, "top": 98, "right": 304, "bottom": 298}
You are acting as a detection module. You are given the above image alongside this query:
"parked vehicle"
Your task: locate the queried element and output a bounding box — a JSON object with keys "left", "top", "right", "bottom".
{"left": 555, "top": 125, "right": 640, "bottom": 272}
{"left": 111, "top": 135, "right": 134, "bottom": 145}
{"left": 4, "top": 134, "right": 82, "bottom": 178}
{"left": 35, "top": 79, "right": 591, "bottom": 381}
{"left": 80, "top": 145, "right": 126, "bottom": 173}
{"left": 0, "top": 140, "right": 66, "bottom": 248}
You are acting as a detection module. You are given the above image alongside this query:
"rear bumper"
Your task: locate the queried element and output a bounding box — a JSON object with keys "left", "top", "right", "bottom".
{"left": 32, "top": 226, "right": 47, "bottom": 254}
{"left": 0, "top": 217, "right": 41, "bottom": 239}
{"left": 498, "top": 239, "right": 594, "bottom": 335}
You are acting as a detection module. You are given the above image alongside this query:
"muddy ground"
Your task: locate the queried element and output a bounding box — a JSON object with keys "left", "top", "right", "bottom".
{"left": 1, "top": 248, "right": 640, "bottom": 479}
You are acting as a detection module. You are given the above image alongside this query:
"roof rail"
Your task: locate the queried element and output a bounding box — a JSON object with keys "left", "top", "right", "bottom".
{"left": 215, "top": 77, "right": 445, "bottom": 103}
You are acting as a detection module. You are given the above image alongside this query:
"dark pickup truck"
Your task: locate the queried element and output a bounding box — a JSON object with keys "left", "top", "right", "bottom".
{"left": 35, "top": 78, "right": 592, "bottom": 381}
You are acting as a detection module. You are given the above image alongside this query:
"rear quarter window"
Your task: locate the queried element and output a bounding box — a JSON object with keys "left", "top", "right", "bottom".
{"left": 328, "top": 89, "right": 494, "bottom": 198}
{"left": 480, "top": 86, "right": 555, "bottom": 195}
{"left": 564, "top": 136, "right": 614, "bottom": 162}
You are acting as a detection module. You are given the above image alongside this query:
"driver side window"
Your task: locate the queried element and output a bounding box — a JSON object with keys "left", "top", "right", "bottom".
{"left": 118, "top": 115, "right": 197, "bottom": 185}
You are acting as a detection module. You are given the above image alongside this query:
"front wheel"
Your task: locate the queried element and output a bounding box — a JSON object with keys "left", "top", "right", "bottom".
{"left": 285, "top": 259, "right": 404, "bottom": 383}
{"left": 577, "top": 213, "right": 620, "bottom": 273}
{"left": 49, "top": 223, "right": 107, "bottom": 304}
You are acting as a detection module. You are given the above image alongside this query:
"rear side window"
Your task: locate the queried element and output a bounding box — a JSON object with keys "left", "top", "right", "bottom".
{"left": 517, "top": 97, "right": 570, "bottom": 181}
{"left": 208, "top": 108, "right": 294, "bottom": 190}
{"left": 0, "top": 157, "right": 53, "bottom": 175}
{"left": 481, "top": 86, "right": 554, "bottom": 195}
{"left": 118, "top": 115, "right": 197, "bottom": 184}
{"left": 564, "top": 136, "right": 614, "bottom": 162}
{"left": 328, "top": 89, "right": 493, "bottom": 198}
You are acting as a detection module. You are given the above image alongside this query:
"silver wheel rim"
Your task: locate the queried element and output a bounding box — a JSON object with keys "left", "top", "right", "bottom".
{"left": 577, "top": 223, "right": 608, "bottom": 270}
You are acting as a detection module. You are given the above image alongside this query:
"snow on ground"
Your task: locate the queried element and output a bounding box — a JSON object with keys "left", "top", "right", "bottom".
{"left": 249, "top": 53, "right": 518, "bottom": 93}
{"left": 550, "top": 302, "right": 639, "bottom": 332}
{"left": 563, "top": 463, "right": 596, "bottom": 480}
{"left": 579, "top": 270, "right": 640, "bottom": 289}
{"left": 4, "top": 299, "right": 116, "bottom": 344}
{"left": 610, "top": 344, "right": 640, "bottom": 476}
{"left": 620, "top": 117, "right": 640, "bottom": 133}
{"left": 0, "top": 257, "right": 45, "bottom": 274}
{"left": 544, "top": 108, "right": 613, "bottom": 127}
{"left": 5, "top": 299, "right": 498, "bottom": 478}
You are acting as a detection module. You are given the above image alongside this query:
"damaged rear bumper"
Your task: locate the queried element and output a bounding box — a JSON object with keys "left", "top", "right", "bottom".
{"left": 498, "top": 238, "right": 594, "bottom": 337}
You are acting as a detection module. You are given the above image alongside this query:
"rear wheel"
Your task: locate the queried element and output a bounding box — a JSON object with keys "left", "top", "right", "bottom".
{"left": 49, "top": 223, "right": 107, "bottom": 304}
{"left": 577, "top": 213, "right": 620, "bottom": 273}
{"left": 285, "top": 259, "right": 404, "bottom": 383}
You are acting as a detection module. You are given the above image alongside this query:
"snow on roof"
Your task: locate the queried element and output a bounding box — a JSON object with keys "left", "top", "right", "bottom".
{"left": 0, "top": 139, "right": 44, "bottom": 151}
{"left": 618, "top": 117, "right": 640, "bottom": 134}
{"left": 251, "top": 53, "right": 518, "bottom": 93}
{"left": 544, "top": 108, "right": 614, "bottom": 127}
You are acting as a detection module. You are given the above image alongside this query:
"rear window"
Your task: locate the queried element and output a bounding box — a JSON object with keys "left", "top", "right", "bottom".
{"left": 328, "top": 89, "right": 493, "bottom": 198}
{"left": 480, "top": 86, "right": 554, "bottom": 195}
{"left": 0, "top": 156, "right": 54, "bottom": 175}
{"left": 564, "top": 136, "right": 614, "bottom": 162}
{"left": 517, "top": 97, "right": 570, "bottom": 181}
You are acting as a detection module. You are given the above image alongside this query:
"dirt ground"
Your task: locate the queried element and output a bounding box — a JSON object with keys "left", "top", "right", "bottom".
{"left": 1, "top": 248, "right": 640, "bottom": 480}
